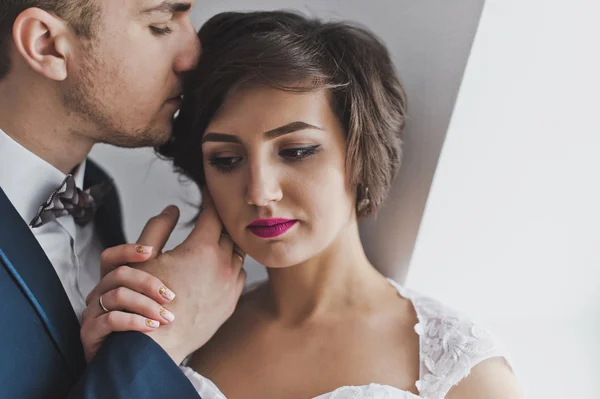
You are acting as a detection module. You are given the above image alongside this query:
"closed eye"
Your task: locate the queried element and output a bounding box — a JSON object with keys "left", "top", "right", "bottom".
{"left": 150, "top": 25, "right": 173, "bottom": 35}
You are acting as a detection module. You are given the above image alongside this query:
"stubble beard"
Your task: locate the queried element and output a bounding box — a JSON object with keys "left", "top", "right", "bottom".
{"left": 62, "top": 43, "right": 172, "bottom": 149}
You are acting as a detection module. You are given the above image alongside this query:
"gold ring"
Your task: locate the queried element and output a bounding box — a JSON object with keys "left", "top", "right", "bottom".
{"left": 99, "top": 295, "right": 109, "bottom": 313}
{"left": 232, "top": 251, "right": 245, "bottom": 265}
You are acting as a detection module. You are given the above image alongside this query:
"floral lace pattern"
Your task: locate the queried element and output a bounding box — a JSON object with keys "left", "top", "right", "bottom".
{"left": 389, "top": 280, "right": 505, "bottom": 399}
{"left": 315, "top": 383, "right": 420, "bottom": 399}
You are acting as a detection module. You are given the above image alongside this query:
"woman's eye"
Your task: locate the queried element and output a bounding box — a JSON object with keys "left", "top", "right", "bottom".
{"left": 208, "top": 156, "right": 243, "bottom": 173}
{"left": 150, "top": 25, "right": 173, "bottom": 36}
{"left": 280, "top": 145, "right": 322, "bottom": 161}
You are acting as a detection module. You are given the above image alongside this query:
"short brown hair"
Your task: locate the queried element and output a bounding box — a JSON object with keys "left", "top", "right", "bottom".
{"left": 0, "top": 0, "right": 98, "bottom": 80}
{"left": 159, "top": 11, "right": 407, "bottom": 217}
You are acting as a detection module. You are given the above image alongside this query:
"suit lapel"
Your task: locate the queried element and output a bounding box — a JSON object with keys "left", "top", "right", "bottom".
{"left": 84, "top": 160, "right": 126, "bottom": 248}
{"left": 0, "top": 187, "right": 86, "bottom": 378}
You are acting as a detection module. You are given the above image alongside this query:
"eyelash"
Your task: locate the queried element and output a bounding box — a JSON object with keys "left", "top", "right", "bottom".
{"left": 150, "top": 26, "right": 173, "bottom": 36}
{"left": 208, "top": 145, "right": 322, "bottom": 174}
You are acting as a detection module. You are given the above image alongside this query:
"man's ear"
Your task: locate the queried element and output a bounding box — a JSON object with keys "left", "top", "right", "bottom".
{"left": 12, "top": 7, "right": 74, "bottom": 81}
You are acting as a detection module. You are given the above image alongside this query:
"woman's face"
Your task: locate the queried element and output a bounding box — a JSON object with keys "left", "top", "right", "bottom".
{"left": 201, "top": 86, "right": 357, "bottom": 268}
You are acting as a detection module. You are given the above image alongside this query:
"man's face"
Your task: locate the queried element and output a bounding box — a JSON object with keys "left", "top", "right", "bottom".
{"left": 64, "top": 0, "right": 200, "bottom": 147}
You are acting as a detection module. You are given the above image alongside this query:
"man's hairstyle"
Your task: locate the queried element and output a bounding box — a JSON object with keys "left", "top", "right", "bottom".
{"left": 0, "top": 0, "right": 98, "bottom": 79}
{"left": 159, "top": 10, "right": 408, "bottom": 218}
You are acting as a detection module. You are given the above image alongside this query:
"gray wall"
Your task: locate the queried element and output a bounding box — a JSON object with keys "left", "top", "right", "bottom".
{"left": 407, "top": 1, "right": 600, "bottom": 396}
{"left": 90, "top": 0, "right": 485, "bottom": 285}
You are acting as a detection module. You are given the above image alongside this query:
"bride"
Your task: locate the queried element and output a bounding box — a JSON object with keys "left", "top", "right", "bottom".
{"left": 85, "top": 10, "right": 521, "bottom": 399}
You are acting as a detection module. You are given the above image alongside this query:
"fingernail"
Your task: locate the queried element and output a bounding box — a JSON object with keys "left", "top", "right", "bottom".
{"left": 160, "top": 307, "right": 175, "bottom": 323}
{"left": 159, "top": 286, "right": 176, "bottom": 301}
{"left": 135, "top": 245, "right": 153, "bottom": 255}
{"left": 161, "top": 205, "right": 177, "bottom": 217}
{"left": 145, "top": 319, "right": 160, "bottom": 328}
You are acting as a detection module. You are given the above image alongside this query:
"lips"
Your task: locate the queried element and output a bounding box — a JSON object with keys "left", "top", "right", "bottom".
{"left": 247, "top": 218, "right": 297, "bottom": 238}
{"left": 167, "top": 94, "right": 183, "bottom": 104}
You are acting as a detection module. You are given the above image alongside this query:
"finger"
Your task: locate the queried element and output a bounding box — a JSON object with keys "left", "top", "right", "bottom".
{"left": 200, "top": 187, "right": 215, "bottom": 211}
{"left": 86, "top": 287, "right": 176, "bottom": 324}
{"left": 100, "top": 244, "right": 154, "bottom": 278}
{"left": 231, "top": 245, "right": 245, "bottom": 275}
{"left": 233, "top": 244, "right": 245, "bottom": 259}
{"left": 235, "top": 268, "right": 247, "bottom": 300}
{"left": 136, "top": 205, "right": 180, "bottom": 253}
{"left": 99, "top": 311, "right": 161, "bottom": 335}
{"left": 86, "top": 265, "right": 176, "bottom": 306}
{"left": 219, "top": 232, "right": 234, "bottom": 253}
{"left": 81, "top": 311, "right": 161, "bottom": 361}
{"left": 224, "top": 268, "right": 246, "bottom": 318}
{"left": 179, "top": 193, "right": 222, "bottom": 250}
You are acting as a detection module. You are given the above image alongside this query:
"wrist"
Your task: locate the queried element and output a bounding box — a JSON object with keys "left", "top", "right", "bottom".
{"left": 146, "top": 326, "right": 189, "bottom": 365}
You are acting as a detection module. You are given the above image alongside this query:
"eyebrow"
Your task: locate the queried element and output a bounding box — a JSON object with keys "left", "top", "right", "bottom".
{"left": 202, "top": 121, "right": 323, "bottom": 144}
{"left": 141, "top": 1, "right": 192, "bottom": 15}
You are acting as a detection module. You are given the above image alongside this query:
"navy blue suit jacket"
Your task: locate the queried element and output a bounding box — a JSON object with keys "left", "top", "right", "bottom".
{"left": 0, "top": 161, "right": 200, "bottom": 398}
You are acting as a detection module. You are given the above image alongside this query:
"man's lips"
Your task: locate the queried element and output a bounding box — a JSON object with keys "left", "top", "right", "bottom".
{"left": 247, "top": 218, "right": 297, "bottom": 238}
{"left": 167, "top": 94, "right": 183, "bottom": 103}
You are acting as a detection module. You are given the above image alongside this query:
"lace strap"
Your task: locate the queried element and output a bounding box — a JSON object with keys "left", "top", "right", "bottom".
{"left": 386, "top": 280, "right": 510, "bottom": 399}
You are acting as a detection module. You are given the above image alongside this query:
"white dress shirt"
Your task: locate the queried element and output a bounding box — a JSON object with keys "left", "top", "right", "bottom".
{"left": 0, "top": 128, "right": 104, "bottom": 322}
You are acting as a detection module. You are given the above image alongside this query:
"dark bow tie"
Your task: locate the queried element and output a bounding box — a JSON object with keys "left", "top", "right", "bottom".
{"left": 30, "top": 174, "right": 114, "bottom": 228}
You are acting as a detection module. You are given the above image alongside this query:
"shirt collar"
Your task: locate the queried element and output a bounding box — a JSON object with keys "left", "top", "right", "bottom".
{"left": 0, "top": 127, "right": 87, "bottom": 225}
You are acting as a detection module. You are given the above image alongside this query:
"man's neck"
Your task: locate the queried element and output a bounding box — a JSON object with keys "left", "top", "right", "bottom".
{"left": 0, "top": 81, "right": 94, "bottom": 174}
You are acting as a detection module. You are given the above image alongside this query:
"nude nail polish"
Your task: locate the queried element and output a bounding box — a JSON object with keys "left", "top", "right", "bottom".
{"left": 159, "top": 286, "right": 176, "bottom": 301}
{"left": 135, "top": 245, "right": 153, "bottom": 254}
{"left": 160, "top": 307, "right": 175, "bottom": 323}
{"left": 145, "top": 319, "right": 160, "bottom": 328}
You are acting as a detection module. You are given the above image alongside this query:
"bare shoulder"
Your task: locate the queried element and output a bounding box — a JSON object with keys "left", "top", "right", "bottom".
{"left": 446, "top": 357, "right": 522, "bottom": 399}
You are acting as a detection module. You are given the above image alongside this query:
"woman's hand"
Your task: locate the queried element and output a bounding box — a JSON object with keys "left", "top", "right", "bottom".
{"left": 82, "top": 191, "right": 247, "bottom": 364}
{"left": 81, "top": 206, "right": 182, "bottom": 363}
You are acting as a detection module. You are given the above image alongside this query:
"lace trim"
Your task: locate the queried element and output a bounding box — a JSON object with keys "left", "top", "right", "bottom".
{"left": 321, "top": 383, "right": 420, "bottom": 399}
{"left": 387, "top": 280, "right": 503, "bottom": 399}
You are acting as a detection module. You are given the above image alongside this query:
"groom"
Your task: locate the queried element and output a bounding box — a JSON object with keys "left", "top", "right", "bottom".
{"left": 0, "top": 1, "right": 243, "bottom": 397}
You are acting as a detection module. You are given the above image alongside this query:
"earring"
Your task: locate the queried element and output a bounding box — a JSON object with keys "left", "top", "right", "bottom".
{"left": 357, "top": 186, "right": 370, "bottom": 213}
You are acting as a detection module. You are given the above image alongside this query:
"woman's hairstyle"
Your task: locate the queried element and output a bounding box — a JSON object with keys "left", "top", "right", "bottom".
{"left": 158, "top": 10, "right": 407, "bottom": 217}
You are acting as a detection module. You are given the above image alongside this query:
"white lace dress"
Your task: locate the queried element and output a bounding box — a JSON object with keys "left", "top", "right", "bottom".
{"left": 180, "top": 279, "right": 511, "bottom": 399}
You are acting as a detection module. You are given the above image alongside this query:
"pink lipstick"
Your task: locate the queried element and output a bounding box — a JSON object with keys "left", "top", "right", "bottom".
{"left": 247, "top": 218, "right": 297, "bottom": 238}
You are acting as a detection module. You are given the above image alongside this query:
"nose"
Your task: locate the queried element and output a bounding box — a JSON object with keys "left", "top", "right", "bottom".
{"left": 173, "top": 19, "right": 202, "bottom": 73}
{"left": 245, "top": 161, "right": 283, "bottom": 207}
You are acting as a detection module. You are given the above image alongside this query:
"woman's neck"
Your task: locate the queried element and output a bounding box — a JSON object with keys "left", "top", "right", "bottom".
{"left": 264, "top": 220, "right": 389, "bottom": 325}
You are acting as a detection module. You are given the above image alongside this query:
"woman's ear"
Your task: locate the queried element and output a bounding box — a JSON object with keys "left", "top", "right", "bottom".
{"left": 12, "top": 7, "right": 73, "bottom": 81}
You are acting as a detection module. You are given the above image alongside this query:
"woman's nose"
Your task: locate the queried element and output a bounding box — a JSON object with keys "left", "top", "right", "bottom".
{"left": 244, "top": 163, "right": 283, "bottom": 207}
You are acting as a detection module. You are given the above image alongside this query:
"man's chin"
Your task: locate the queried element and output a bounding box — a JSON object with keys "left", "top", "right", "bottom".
{"left": 101, "top": 125, "right": 172, "bottom": 149}
{"left": 150, "top": 126, "right": 173, "bottom": 146}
